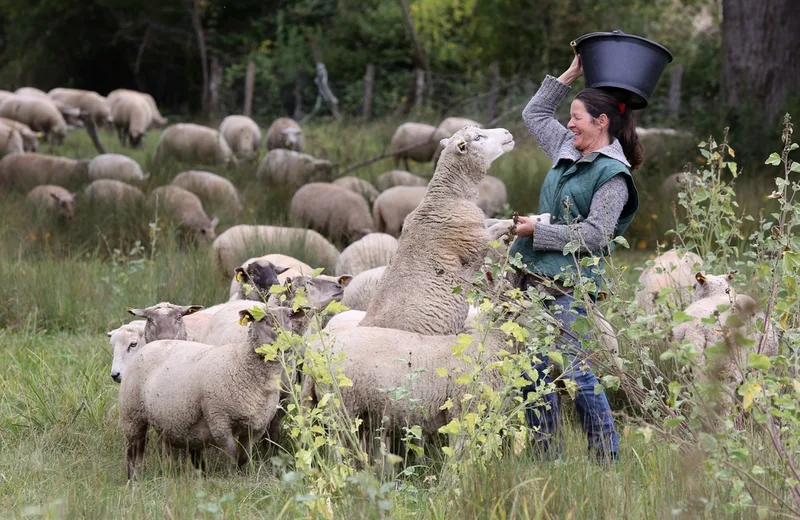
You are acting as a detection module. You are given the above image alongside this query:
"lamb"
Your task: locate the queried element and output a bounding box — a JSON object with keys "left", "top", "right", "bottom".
{"left": 635, "top": 249, "right": 704, "bottom": 313}
{"left": 48, "top": 88, "right": 111, "bottom": 128}
{"left": 88, "top": 154, "right": 148, "bottom": 183}
{"left": 332, "top": 176, "right": 380, "bottom": 204}
{"left": 256, "top": 149, "right": 333, "bottom": 192}
{"left": 228, "top": 254, "right": 314, "bottom": 301}
{"left": 341, "top": 266, "right": 386, "bottom": 311}
{"left": 171, "top": 170, "right": 243, "bottom": 214}
{"left": 153, "top": 123, "right": 237, "bottom": 166}
{"left": 147, "top": 186, "right": 219, "bottom": 243}
{"left": 107, "top": 88, "right": 167, "bottom": 128}
{"left": 211, "top": 225, "right": 341, "bottom": 275}
{"left": 290, "top": 182, "right": 375, "bottom": 247}
{"left": 431, "top": 117, "right": 483, "bottom": 167}
{"left": 26, "top": 185, "right": 76, "bottom": 222}
{"left": 0, "top": 117, "right": 39, "bottom": 151}
{"left": 0, "top": 153, "right": 89, "bottom": 192}
{"left": 119, "top": 306, "right": 304, "bottom": 478}
{"left": 0, "top": 95, "right": 68, "bottom": 145}
{"left": 334, "top": 233, "right": 397, "bottom": 276}
{"left": 84, "top": 179, "right": 145, "bottom": 207}
{"left": 265, "top": 117, "right": 305, "bottom": 152}
{"left": 219, "top": 115, "right": 261, "bottom": 161}
{"left": 109, "top": 92, "right": 153, "bottom": 147}
{"left": 126, "top": 301, "right": 204, "bottom": 343}
{"left": 372, "top": 186, "right": 427, "bottom": 236}
{"left": 477, "top": 175, "right": 508, "bottom": 218}
{"left": 360, "top": 125, "right": 515, "bottom": 335}
{"left": 390, "top": 122, "right": 438, "bottom": 169}
{"left": 374, "top": 170, "right": 428, "bottom": 192}
{"left": 0, "top": 124, "right": 23, "bottom": 158}
{"left": 108, "top": 320, "right": 147, "bottom": 383}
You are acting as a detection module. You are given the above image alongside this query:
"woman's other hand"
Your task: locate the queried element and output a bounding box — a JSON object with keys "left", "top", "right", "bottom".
{"left": 557, "top": 54, "right": 583, "bottom": 86}
{"left": 515, "top": 216, "right": 536, "bottom": 237}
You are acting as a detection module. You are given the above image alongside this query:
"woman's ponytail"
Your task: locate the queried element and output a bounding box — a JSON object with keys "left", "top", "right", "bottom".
{"left": 575, "top": 88, "right": 644, "bottom": 171}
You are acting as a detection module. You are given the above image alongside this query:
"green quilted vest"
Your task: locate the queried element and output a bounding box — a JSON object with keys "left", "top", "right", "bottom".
{"left": 509, "top": 153, "right": 639, "bottom": 293}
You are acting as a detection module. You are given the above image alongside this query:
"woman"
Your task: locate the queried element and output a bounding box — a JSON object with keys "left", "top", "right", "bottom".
{"left": 510, "top": 54, "right": 640, "bottom": 462}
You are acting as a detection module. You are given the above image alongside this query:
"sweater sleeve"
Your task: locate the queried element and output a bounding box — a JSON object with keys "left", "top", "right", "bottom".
{"left": 532, "top": 175, "right": 629, "bottom": 253}
{"left": 521, "top": 75, "right": 577, "bottom": 163}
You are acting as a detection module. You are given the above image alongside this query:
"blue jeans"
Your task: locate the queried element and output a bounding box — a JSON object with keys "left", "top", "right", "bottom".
{"left": 522, "top": 293, "right": 619, "bottom": 458}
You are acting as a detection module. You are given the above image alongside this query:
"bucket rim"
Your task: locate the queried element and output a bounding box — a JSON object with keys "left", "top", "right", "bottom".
{"left": 574, "top": 29, "right": 674, "bottom": 62}
{"left": 583, "top": 81, "right": 650, "bottom": 109}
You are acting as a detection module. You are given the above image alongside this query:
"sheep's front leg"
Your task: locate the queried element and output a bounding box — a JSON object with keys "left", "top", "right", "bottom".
{"left": 486, "top": 219, "right": 515, "bottom": 242}
{"left": 237, "top": 428, "right": 265, "bottom": 469}
{"left": 125, "top": 426, "right": 148, "bottom": 481}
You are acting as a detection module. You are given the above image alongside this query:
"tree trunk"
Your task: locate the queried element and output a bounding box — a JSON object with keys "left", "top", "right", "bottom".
{"left": 722, "top": 0, "right": 800, "bottom": 120}
{"left": 134, "top": 24, "right": 152, "bottom": 91}
{"left": 414, "top": 68, "right": 425, "bottom": 109}
{"left": 396, "top": 0, "right": 430, "bottom": 115}
{"left": 486, "top": 60, "right": 500, "bottom": 122}
{"left": 667, "top": 63, "right": 683, "bottom": 123}
{"left": 243, "top": 60, "right": 255, "bottom": 117}
{"left": 208, "top": 54, "right": 222, "bottom": 119}
{"left": 293, "top": 69, "right": 303, "bottom": 121}
{"left": 362, "top": 63, "right": 375, "bottom": 122}
{"left": 186, "top": 0, "right": 208, "bottom": 114}
{"left": 309, "top": 38, "right": 340, "bottom": 119}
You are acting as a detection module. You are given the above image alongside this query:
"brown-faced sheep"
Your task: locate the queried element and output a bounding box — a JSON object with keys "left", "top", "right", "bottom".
{"left": 290, "top": 182, "right": 375, "bottom": 247}
{"left": 0, "top": 153, "right": 89, "bottom": 191}
{"left": 147, "top": 185, "right": 218, "bottom": 243}
{"left": 219, "top": 115, "right": 261, "bottom": 162}
{"left": 154, "top": 123, "right": 237, "bottom": 166}
{"left": 390, "top": 122, "right": 438, "bottom": 169}
{"left": 265, "top": 117, "right": 305, "bottom": 152}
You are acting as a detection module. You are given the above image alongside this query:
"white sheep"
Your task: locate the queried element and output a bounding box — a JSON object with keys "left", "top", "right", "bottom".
{"left": 372, "top": 186, "right": 427, "bottom": 236}
{"left": 256, "top": 149, "right": 333, "bottom": 192}
{"left": 360, "top": 126, "right": 515, "bottom": 335}
{"left": 26, "top": 184, "right": 76, "bottom": 222}
{"left": 154, "top": 123, "right": 237, "bottom": 166}
{"left": 0, "top": 117, "right": 39, "bottom": 152}
{"left": 265, "top": 117, "right": 305, "bottom": 152}
{"left": 477, "top": 175, "right": 507, "bottom": 218}
{"left": 341, "top": 266, "right": 386, "bottom": 311}
{"left": 211, "top": 225, "right": 341, "bottom": 275}
{"left": 108, "top": 320, "right": 146, "bottom": 383}
{"left": 0, "top": 95, "right": 68, "bottom": 145}
{"left": 171, "top": 170, "right": 243, "bottom": 214}
{"left": 219, "top": 115, "right": 261, "bottom": 161}
{"left": 334, "top": 233, "right": 397, "bottom": 276}
{"left": 431, "top": 117, "right": 483, "bottom": 167}
{"left": 290, "top": 182, "right": 375, "bottom": 247}
{"left": 0, "top": 153, "right": 89, "bottom": 192}
{"left": 332, "top": 176, "right": 380, "bottom": 204}
{"left": 147, "top": 186, "right": 219, "bottom": 243}
{"left": 390, "top": 122, "right": 438, "bottom": 169}
{"left": 109, "top": 92, "right": 152, "bottom": 147}
{"left": 88, "top": 154, "right": 148, "bottom": 183}
{"left": 0, "top": 123, "right": 23, "bottom": 158}
{"left": 119, "top": 306, "right": 304, "bottom": 478}
{"left": 635, "top": 249, "right": 704, "bottom": 312}
{"left": 48, "top": 88, "right": 111, "bottom": 128}
{"left": 374, "top": 170, "right": 428, "bottom": 192}
{"left": 107, "top": 88, "right": 167, "bottom": 128}
{"left": 84, "top": 179, "right": 145, "bottom": 207}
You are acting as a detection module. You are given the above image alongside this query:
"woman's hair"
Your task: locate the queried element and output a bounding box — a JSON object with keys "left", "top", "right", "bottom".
{"left": 575, "top": 88, "right": 643, "bottom": 171}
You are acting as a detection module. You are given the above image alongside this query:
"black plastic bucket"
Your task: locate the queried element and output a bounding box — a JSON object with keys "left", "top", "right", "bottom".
{"left": 573, "top": 29, "right": 673, "bottom": 109}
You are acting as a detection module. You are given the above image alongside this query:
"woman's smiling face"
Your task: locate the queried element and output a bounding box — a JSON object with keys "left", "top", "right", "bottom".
{"left": 567, "top": 99, "right": 605, "bottom": 153}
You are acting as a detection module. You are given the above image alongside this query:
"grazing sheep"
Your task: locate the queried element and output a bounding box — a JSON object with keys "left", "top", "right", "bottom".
{"left": 126, "top": 301, "right": 204, "bottom": 343}
{"left": 108, "top": 321, "right": 147, "bottom": 383}
{"left": 119, "top": 306, "right": 304, "bottom": 479}
{"left": 431, "top": 117, "right": 483, "bottom": 167}
{"left": 375, "top": 170, "right": 428, "bottom": 192}
{"left": 108, "top": 89, "right": 167, "bottom": 128}
{"left": 48, "top": 88, "right": 111, "bottom": 128}
{"left": 219, "top": 115, "right": 261, "bottom": 161}
{"left": 256, "top": 149, "right": 333, "bottom": 192}
{"left": 341, "top": 266, "right": 386, "bottom": 311}
{"left": 84, "top": 179, "right": 145, "bottom": 206}
{"left": 14, "top": 87, "right": 49, "bottom": 99}
{"left": 0, "top": 153, "right": 89, "bottom": 191}
{"left": 334, "top": 233, "right": 397, "bottom": 276}
{"left": 0, "top": 118, "right": 38, "bottom": 152}
{"left": 332, "top": 176, "right": 380, "bottom": 204}
{"left": 26, "top": 184, "right": 76, "bottom": 222}
{"left": 228, "top": 254, "right": 314, "bottom": 301}
{"left": 265, "top": 117, "right": 305, "bottom": 152}
{"left": 211, "top": 225, "right": 341, "bottom": 275}
{"left": 635, "top": 249, "right": 704, "bottom": 312}
{"left": 390, "top": 122, "right": 438, "bottom": 169}
{"left": 171, "top": 170, "right": 243, "bottom": 214}
{"left": 372, "top": 186, "right": 427, "bottom": 236}
{"left": 290, "top": 182, "right": 375, "bottom": 247}
{"left": 0, "top": 95, "right": 68, "bottom": 145}
{"left": 0, "top": 124, "right": 23, "bottom": 158}
{"left": 154, "top": 123, "right": 237, "bottom": 166}
{"left": 88, "top": 154, "right": 148, "bottom": 183}
{"left": 360, "top": 126, "right": 515, "bottom": 335}
{"left": 477, "top": 175, "right": 507, "bottom": 218}
{"left": 110, "top": 92, "right": 152, "bottom": 148}
{"left": 147, "top": 186, "right": 219, "bottom": 243}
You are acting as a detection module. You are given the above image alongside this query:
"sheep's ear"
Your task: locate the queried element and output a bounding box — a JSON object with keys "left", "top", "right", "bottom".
{"left": 50, "top": 192, "right": 61, "bottom": 202}
{"left": 234, "top": 267, "right": 246, "bottom": 282}
{"left": 274, "top": 264, "right": 291, "bottom": 275}
{"left": 181, "top": 305, "right": 203, "bottom": 316}
{"left": 439, "top": 137, "right": 450, "bottom": 149}
{"left": 238, "top": 310, "right": 254, "bottom": 326}
{"left": 142, "top": 172, "right": 151, "bottom": 180}
{"left": 695, "top": 272, "right": 706, "bottom": 285}
{"left": 210, "top": 216, "right": 219, "bottom": 229}
{"left": 106, "top": 330, "right": 114, "bottom": 337}
{"left": 457, "top": 140, "right": 467, "bottom": 153}
{"left": 126, "top": 307, "right": 147, "bottom": 317}
{"left": 727, "top": 270, "right": 738, "bottom": 280}
{"left": 337, "top": 275, "right": 353, "bottom": 287}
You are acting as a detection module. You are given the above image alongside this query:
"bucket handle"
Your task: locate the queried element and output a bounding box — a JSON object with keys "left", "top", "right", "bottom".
{"left": 569, "top": 40, "right": 579, "bottom": 56}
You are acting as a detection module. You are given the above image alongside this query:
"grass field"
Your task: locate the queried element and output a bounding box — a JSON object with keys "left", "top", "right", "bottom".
{"left": 0, "top": 120, "right": 795, "bottom": 519}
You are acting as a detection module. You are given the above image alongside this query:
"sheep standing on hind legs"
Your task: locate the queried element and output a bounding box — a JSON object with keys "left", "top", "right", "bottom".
{"left": 360, "top": 125, "right": 515, "bottom": 335}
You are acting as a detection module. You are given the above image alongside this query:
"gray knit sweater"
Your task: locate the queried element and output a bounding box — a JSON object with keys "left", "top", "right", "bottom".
{"left": 522, "top": 75, "right": 630, "bottom": 253}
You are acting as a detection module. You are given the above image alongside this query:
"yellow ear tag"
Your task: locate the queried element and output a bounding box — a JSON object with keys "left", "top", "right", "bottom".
{"left": 458, "top": 141, "right": 467, "bottom": 152}
{"left": 695, "top": 273, "right": 706, "bottom": 283}
{"left": 238, "top": 314, "right": 252, "bottom": 326}
{"left": 235, "top": 271, "right": 244, "bottom": 282}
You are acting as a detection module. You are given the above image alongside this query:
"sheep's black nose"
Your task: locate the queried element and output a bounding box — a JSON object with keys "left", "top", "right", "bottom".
{"left": 111, "top": 372, "right": 121, "bottom": 383}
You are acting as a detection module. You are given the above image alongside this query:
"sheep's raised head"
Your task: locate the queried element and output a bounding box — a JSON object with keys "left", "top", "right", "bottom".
{"left": 278, "top": 275, "right": 352, "bottom": 310}
{"left": 693, "top": 270, "right": 737, "bottom": 300}
{"left": 108, "top": 321, "right": 146, "bottom": 383}
{"left": 127, "top": 302, "right": 204, "bottom": 343}
{"left": 238, "top": 306, "right": 308, "bottom": 346}
{"left": 439, "top": 126, "right": 515, "bottom": 168}
{"left": 234, "top": 260, "right": 290, "bottom": 301}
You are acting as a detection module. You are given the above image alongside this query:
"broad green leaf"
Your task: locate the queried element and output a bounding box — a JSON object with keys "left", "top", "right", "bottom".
{"left": 269, "top": 284, "right": 286, "bottom": 294}
{"left": 747, "top": 353, "right": 771, "bottom": 371}
{"left": 791, "top": 162, "right": 800, "bottom": 173}
{"left": 438, "top": 419, "right": 461, "bottom": 435}
{"left": 738, "top": 382, "right": 762, "bottom": 411}
{"left": 312, "top": 267, "right": 325, "bottom": 277}
{"left": 337, "top": 373, "right": 353, "bottom": 387}
{"left": 612, "top": 236, "right": 630, "bottom": 248}
{"left": 664, "top": 416, "right": 685, "bottom": 428}
{"left": 672, "top": 311, "right": 694, "bottom": 325}
{"left": 249, "top": 306, "right": 267, "bottom": 322}
{"left": 435, "top": 367, "right": 448, "bottom": 377}
{"left": 728, "top": 162, "right": 738, "bottom": 176}
{"left": 323, "top": 300, "right": 349, "bottom": 315}
{"left": 783, "top": 251, "right": 800, "bottom": 272}
{"left": 548, "top": 351, "right": 564, "bottom": 367}
{"left": 441, "top": 446, "right": 455, "bottom": 457}
{"left": 439, "top": 398, "right": 453, "bottom": 410}
{"left": 765, "top": 152, "right": 782, "bottom": 166}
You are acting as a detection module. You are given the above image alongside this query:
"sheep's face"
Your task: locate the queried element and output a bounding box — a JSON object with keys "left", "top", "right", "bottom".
{"left": 108, "top": 323, "right": 146, "bottom": 383}
{"left": 282, "top": 128, "right": 302, "bottom": 150}
{"left": 235, "top": 261, "right": 290, "bottom": 301}
{"left": 194, "top": 217, "right": 219, "bottom": 244}
{"left": 238, "top": 306, "right": 308, "bottom": 346}
{"left": 127, "top": 302, "right": 204, "bottom": 343}
{"left": 693, "top": 271, "right": 736, "bottom": 300}
{"left": 50, "top": 191, "right": 76, "bottom": 221}
{"left": 129, "top": 132, "right": 143, "bottom": 148}
{"left": 284, "top": 275, "right": 351, "bottom": 309}
{"left": 440, "top": 126, "right": 515, "bottom": 168}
